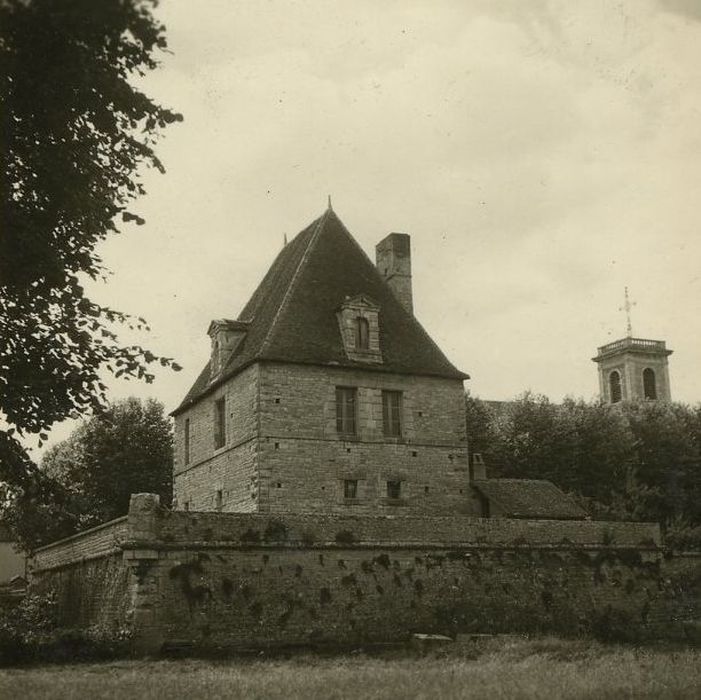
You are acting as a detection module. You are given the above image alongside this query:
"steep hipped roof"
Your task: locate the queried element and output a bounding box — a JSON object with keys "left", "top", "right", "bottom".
{"left": 472, "top": 479, "right": 587, "bottom": 520}
{"left": 173, "top": 209, "right": 468, "bottom": 415}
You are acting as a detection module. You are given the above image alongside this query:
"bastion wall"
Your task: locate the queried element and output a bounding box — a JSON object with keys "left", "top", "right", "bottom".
{"left": 29, "top": 494, "right": 701, "bottom": 653}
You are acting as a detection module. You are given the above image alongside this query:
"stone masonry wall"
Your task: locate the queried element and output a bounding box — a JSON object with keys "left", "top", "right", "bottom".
{"left": 29, "top": 495, "right": 701, "bottom": 654}
{"left": 152, "top": 509, "right": 660, "bottom": 548}
{"left": 173, "top": 364, "right": 259, "bottom": 512}
{"left": 257, "top": 363, "right": 471, "bottom": 515}
{"left": 32, "top": 517, "right": 128, "bottom": 571}
{"left": 30, "top": 517, "right": 132, "bottom": 635}
{"left": 124, "top": 499, "right": 696, "bottom": 651}
{"left": 173, "top": 361, "right": 472, "bottom": 516}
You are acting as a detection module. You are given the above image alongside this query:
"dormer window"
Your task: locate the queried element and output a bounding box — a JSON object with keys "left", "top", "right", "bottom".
{"left": 207, "top": 319, "right": 249, "bottom": 380}
{"left": 337, "top": 295, "right": 382, "bottom": 364}
{"left": 355, "top": 317, "right": 369, "bottom": 350}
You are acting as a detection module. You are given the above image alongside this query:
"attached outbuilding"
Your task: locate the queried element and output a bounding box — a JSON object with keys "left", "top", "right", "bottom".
{"left": 471, "top": 478, "right": 588, "bottom": 520}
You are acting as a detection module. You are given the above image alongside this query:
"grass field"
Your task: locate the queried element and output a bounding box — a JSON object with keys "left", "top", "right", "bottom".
{"left": 2, "top": 636, "right": 700, "bottom": 699}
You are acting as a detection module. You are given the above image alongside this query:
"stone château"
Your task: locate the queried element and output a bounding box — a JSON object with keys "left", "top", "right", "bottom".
{"left": 171, "top": 207, "right": 476, "bottom": 515}
{"left": 171, "top": 206, "right": 582, "bottom": 519}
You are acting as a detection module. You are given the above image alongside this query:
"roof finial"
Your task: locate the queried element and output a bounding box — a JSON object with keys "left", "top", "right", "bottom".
{"left": 619, "top": 286, "right": 636, "bottom": 338}
{"left": 327, "top": 194, "right": 333, "bottom": 211}
{"left": 283, "top": 232, "right": 288, "bottom": 247}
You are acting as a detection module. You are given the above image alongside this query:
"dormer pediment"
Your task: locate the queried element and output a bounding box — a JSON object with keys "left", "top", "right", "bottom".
{"left": 336, "top": 294, "right": 382, "bottom": 364}
{"left": 343, "top": 294, "right": 380, "bottom": 311}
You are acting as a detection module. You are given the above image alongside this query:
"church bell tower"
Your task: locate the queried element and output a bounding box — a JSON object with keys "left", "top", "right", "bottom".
{"left": 592, "top": 288, "right": 673, "bottom": 403}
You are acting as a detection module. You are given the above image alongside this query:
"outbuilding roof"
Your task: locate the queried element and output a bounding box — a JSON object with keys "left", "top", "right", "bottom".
{"left": 472, "top": 478, "right": 587, "bottom": 520}
{"left": 173, "top": 209, "right": 468, "bottom": 415}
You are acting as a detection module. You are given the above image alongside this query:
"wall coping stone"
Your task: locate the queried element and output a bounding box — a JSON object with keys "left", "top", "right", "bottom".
{"left": 31, "top": 547, "right": 124, "bottom": 574}
{"left": 32, "top": 515, "right": 128, "bottom": 554}
{"left": 120, "top": 539, "right": 663, "bottom": 553}
{"left": 29, "top": 494, "right": 665, "bottom": 575}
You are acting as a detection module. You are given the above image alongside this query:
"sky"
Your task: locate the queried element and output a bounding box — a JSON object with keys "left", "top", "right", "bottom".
{"left": 36, "top": 0, "right": 701, "bottom": 453}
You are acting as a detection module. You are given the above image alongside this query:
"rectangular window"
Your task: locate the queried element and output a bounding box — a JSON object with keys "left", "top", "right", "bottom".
{"left": 184, "top": 501, "right": 190, "bottom": 512}
{"left": 213, "top": 397, "right": 226, "bottom": 449}
{"left": 382, "top": 390, "right": 402, "bottom": 437}
{"left": 355, "top": 317, "right": 370, "bottom": 350}
{"left": 336, "top": 387, "right": 357, "bottom": 435}
{"left": 184, "top": 418, "right": 190, "bottom": 465}
{"left": 344, "top": 479, "right": 358, "bottom": 499}
{"left": 386, "top": 480, "right": 401, "bottom": 499}
{"left": 215, "top": 489, "right": 223, "bottom": 511}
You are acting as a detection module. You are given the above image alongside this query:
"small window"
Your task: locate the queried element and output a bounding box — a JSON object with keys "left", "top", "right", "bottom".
{"left": 354, "top": 317, "right": 370, "bottom": 350}
{"left": 215, "top": 489, "right": 223, "bottom": 511}
{"left": 386, "top": 480, "right": 401, "bottom": 499}
{"left": 643, "top": 368, "right": 657, "bottom": 400}
{"left": 382, "top": 390, "right": 402, "bottom": 437}
{"left": 336, "top": 387, "right": 357, "bottom": 435}
{"left": 344, "top": 479, "right": 358, "bottom": 499}
{"left": 184, "top": 418, "right": 191, "bottom": 465}
{"left": 609, "top": 371, "right": 622, "bottom": 403}
{"left": 213, "top": 397, "right": 226, "bottom": 448}
{"left": 184, "top": 501, "right": 190, "bottom": 512}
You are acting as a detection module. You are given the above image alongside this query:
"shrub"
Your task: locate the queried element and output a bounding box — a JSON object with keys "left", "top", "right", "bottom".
{"left": 590, "top": 606, "right": 638, "bottom": 643}
{"left": 240, "top": 528, "right": 261, "bottom": 544}
{"left": 300, "top": 531, "right": 316, "bottom": 547}
{"left": 0, "top": 591, "right": 58, "bottom": 665}
{"left": 263, "top": 520, "right": 289, "bottom": 543}
{"left": 664, "top": 520, "right": 701, "bottom": 551}
{"left": 0, "top": 592, "right": 130, "bottom": 666}
{"left": 335, "top": 530, "right": 355, "bottom": 545}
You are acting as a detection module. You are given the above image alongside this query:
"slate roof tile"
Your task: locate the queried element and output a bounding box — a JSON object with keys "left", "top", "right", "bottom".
{"left": 472, "top": 478, "right": 587, "bottom": 520}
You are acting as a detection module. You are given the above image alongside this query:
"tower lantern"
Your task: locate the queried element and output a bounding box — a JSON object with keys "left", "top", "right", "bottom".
{"left": 592, "top": 289, "right": 673, "bottom": 403}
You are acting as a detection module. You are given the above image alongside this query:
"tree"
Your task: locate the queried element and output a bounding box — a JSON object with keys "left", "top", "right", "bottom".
{"left": 467, "top": 391, "right": 701, "bottom": 527}
{"left": 489, "top": 392, "right": 576, "bottom": 485}
{"left": 5, "top": 397, "right": 172, "bottom": 548}
{"left": 464, "top": 393, "right": 495, "bottom": 459}
{"left": 0, "top": 1, "right": 182, "bottom": 501}
{"left": 621, "top": 400, "right": 700, "bottom": 524}
{"left": 558, "top": 398, "right": 635, "bottom": 503}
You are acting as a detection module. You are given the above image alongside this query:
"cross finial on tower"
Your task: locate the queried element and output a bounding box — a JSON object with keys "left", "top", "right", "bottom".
{"left": 619, "top": 286, "right": 636, "bottom": 337}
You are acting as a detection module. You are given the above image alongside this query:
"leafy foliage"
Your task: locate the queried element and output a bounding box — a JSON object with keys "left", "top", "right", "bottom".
{"left": 4, "top": 397, "right": 173, "bottom": 548}
{"left": 0, "top": 591, "right": 57, "bottom": 664}
{"left": 0, "top": 0, "right": 182, "bottom": 500}
{"left": 664, "top": 518, "right": 701, "bottom": 551}
{"left": 464, "top": 393, "right": 495, "bottom": 457}
{"left": 467, "top": 393, "right": 701, "bottom": 529}
{"left": 0, "top": 590, "right": 130, "bottom": 665}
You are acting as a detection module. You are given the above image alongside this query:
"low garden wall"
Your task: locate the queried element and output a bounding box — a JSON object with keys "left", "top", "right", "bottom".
{"left": 31, "top": 517, "right": 131, "bottom": 636}
{"left": 28, "top": 494, "right": 701, "bottom": 653}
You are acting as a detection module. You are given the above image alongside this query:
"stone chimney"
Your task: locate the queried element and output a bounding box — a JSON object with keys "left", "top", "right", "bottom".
{"left": 207, "top": 319, "right": 248, "bottom": 378}
{"left": 375, "top": 232, "right": 413, "bottom": 314}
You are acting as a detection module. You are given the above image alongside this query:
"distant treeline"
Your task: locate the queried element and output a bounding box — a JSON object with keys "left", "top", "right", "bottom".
{"left": 466, "top": 393, "right": 701, "bottom": 547}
